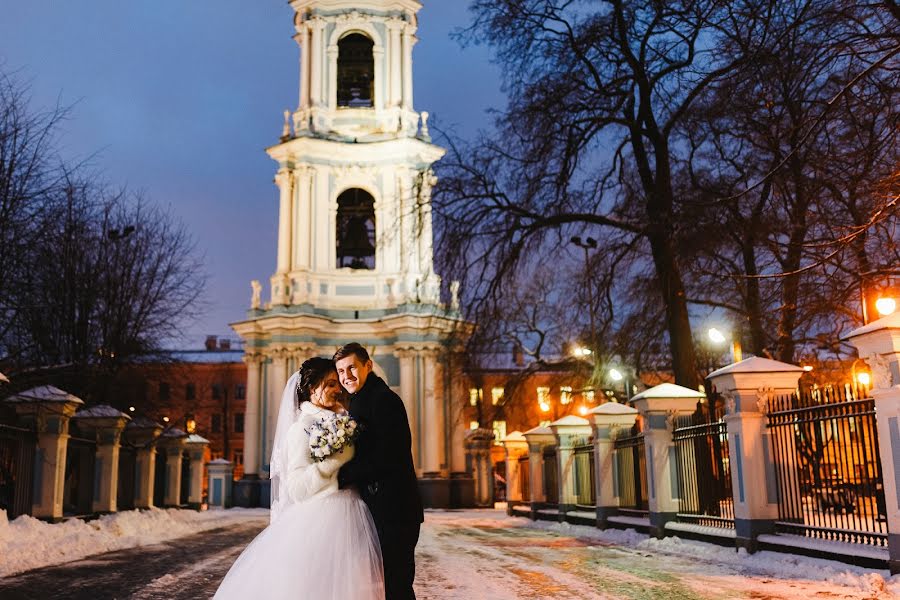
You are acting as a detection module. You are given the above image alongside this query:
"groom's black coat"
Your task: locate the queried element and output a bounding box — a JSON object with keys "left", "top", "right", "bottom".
{"left": 340, "top": 373, "right": 424, "bottom": 525}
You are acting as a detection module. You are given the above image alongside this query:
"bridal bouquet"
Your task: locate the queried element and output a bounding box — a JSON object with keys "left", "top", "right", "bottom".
{"left": 307, "top": 412, "right": 360, "bottom": 462}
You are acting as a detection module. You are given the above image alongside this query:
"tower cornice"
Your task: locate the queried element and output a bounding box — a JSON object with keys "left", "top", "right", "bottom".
{"left": 267, "top": 135, "right": 445, "bottom": 167}
{"left": 290, "top": 0, "right": 422, "bottom": 15}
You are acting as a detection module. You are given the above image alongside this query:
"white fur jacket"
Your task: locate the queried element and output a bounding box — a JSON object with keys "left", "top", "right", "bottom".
{"left": 285, "top": 401, "right": 354, "bottom": 503}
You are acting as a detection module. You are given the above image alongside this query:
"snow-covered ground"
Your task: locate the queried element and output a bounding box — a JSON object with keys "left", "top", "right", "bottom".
{"left": 0, "top": 507, "right": 269, "bottom": 577}
{"left": 416, "top": 508, "right": 900, "bottom": 599}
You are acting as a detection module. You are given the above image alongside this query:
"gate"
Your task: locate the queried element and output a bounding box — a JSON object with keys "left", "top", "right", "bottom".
{"left": 767, "top": 384, "right": 887, "bottom": 546}
{"left": 613, "top": 424, "right": 648, "bottom": 515}
{"left": 64, "top": 430, "right": 96, "bottom": 517}
{"left": 117, "top": 444, "right": 137, "bottom": 511}
{"left": 0, "top": 424, "right": 36, "bottom": 519}
{"left": 153, "top": 450, "right": 166, "bottom": 507}
{"left": 542, "top": 446, "right": 558, "bottom": 505}
{"left": 518, "top": 455, "right": 530, "bottom": 502}
{"left": 673, "top": 404, "right": 735, "bottom": 528}
{"left": 573, "top": 443, "right": 595, "bottom": 507}
{"left": 179, "top": 452, "right": 190, "bottom": 506}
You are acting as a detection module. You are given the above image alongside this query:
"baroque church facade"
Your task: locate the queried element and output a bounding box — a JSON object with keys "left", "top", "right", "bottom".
{"left": 231, "top": 0, "right": 471, "bottom": 508}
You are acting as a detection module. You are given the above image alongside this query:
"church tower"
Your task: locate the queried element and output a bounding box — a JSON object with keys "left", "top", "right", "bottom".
{"left": 232, "top": 0, "right": 470, "bottom": 508}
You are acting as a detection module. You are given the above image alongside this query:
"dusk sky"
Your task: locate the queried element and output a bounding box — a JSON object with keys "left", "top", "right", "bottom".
{"left": 1, "top": 1, "right": 504, "bottom": 346}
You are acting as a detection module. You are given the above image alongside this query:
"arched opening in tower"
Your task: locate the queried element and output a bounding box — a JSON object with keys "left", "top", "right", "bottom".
{"left": 336, "top": 188, "right": 376, "bottom": 270}
{"left": 337, "top": 33, "right": 375, "bottom": 108}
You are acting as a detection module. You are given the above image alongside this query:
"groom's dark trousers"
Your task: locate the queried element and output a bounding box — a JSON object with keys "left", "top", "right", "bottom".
{"left": 340, "top": 374, "right": 424, "bottom": 600}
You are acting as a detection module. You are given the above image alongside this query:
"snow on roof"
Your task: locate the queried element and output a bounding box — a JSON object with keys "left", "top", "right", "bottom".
{"left": 707, "top": 357, "right": 804, "bottom": 379}
{"left": 549, "top": 415, "right": 590, "bottom": 427}
{"left": 501, "top": 431, "right": 527, "bottom": 442}
{"left": 161, "top": 427, "right": 188, "bottom": 438}
{"left": 523, "top": 425, "right": 554, "bottom": 436}
{"left": 186, "top": 433, "right": 210, "bottom": 444}
{"left": 4, "top": 385, "right": 84, "bottom": 404}
{"left": 588, "top": 402, "right": 637, "bottom": 415}
{"left": 126, "top": 415, "right": 163, "bottom": 429}
{"left": 73, "top": 405, "right": 131, "bottom": 419}
{"left": 166, "top": 350, "right": 245, "bottom": 364}
{"left": 208, "top": 458, "right": 232, "bottom": 465}
{"left": 630, "top": 382, "right": 706, "bottom": 401}
{"left": 844, "top": 311, "right": 900, "bottom": 339}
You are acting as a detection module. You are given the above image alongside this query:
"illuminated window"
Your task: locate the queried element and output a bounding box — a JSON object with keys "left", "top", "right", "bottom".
{"left": 492, "top": 420, "right": 507, "bottom": 444}
{"left": 584, "top": 389, "right": 595, "bottom": 403}
{"left": 469, "top": 421, "right": 479, "bottom": 430}
{"left": 491, "top": 387, "right": 504, "bottom": 405}
{"left": 537, "top": 386, "right": 551, "bottom": 412}
{"left": 560, "top": 386, "right": 573, "bottom": 405}
{"left": 469, "top": 388, "right": 482, "bottom": 406}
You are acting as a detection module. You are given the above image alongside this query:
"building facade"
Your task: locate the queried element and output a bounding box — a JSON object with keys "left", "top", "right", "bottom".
{"left": 231, "top": 0, "right": 468, "bottom": 507}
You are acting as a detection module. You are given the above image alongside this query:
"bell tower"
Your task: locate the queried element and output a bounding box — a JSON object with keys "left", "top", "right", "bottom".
{"left": 232, "top": 0, "right": 471, "bottom": 509}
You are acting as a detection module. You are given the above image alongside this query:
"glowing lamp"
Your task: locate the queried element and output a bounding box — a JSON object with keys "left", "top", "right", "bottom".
{"left": 875, "top": 297, "right": 897, "bottom": 317}
{"left": 708, "top": 328, "right": 727, "bottom": 344}
{"left": 609, "top": 368, "right": 623, "bottom": 381}
{"left": 857, "top": 372, "right": 871, "bottom": 386}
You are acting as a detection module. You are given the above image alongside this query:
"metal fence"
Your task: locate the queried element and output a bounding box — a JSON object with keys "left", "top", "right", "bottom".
{"left": 0, "top": 424, "right": 36, "bottom": 519}
{"left": 518, "top": 455, "right": 530, "bottom": 502}
{"left": 613, "top": 425, "right": 648, "bottom": 515}
{"left": 64, "top": 433, "right": 96, "bottom": 517}
{"left": 573, "top": 443, "right": 595, "bottom": 508}
{"left": 673, "top": 410, "right": 735, "bottom": 529}
{"left": 117, "top": 444, "right": 137, "bottom": 511}
{"left": 542, "top": 446, "right": 559, "bottom": 505}
{"left": 767, "top": 384, "right": 887, "bottom": 547}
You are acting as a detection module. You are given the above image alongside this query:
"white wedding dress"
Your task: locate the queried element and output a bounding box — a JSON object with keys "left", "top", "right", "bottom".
{"left": 214, "top": 395, "right": 384, "bottom": 600}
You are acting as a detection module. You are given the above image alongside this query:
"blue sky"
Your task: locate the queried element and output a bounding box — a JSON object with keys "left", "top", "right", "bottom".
{"left": 1, "top": 1, "right": 503, "bottom": 346}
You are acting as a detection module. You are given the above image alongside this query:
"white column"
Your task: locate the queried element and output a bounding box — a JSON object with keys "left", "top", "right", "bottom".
{"left": 422, "top": 349, "right": 442, "bottom": 474}
{"left": 397, "top": 348, "right": 418, "bottom": 471}
{"left": 297, "top": 24, "right": 310, "bottom": 110}
{"left": 389, "top": 20, "right": 402, "bottom": 107}
{"left": 589, "top": 403, "right": 639, "bottom": 527}
{"left": 292, "top": 166, "right": 311, "bottom": 273}
{"left": 243, "top": 354, "right": 262, "bottom": 476}
{"left": 327, "top": 45, "right": 339, "bottom": 111}
{"left": 267, "top": 350, "right": 289, "bottom": 472}
{"left": 549, "top": 417, "right": 592, "bottom": 513}
{"left": 373, "top": 46, "right": 385, "bottom": 111}
{"left": 316, "top": 166, "right": 330, "bottom": 272}
{"left": 310, "top": 18, "right": 324, "bottom": 107}
{"left": 401, "top": 25, "right": 415, "bottom": 109}
{"left": 417, "top": 170, "right": 435, "bottom": 275}
{"left": 163, "top": 444, "right": 184, "bottom": 507}
{"left": 275, "top": 169, "right": 293, "bottom": 275}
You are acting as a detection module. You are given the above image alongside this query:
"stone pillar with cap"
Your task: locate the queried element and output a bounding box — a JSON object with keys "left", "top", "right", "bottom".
{"left": 631, "top": 383, "right": 707, "bottom": 538}
{"left": 207, "top": 459, "right": 234, "bottom": 509}
{"left": 845, "top": 311, "right": 900, "bottom": 574}
{"left": 708, "top": 357, "right": 804, "bottom": 552}
{"left": 157, "top": 428, "right": 188, "bottom": 507}
{"left": 501, "top": 431, "right": 529, "bottom": 514}
{"left": 464, "top": 428, "right": 494, "bottom": 507}
{"left": 72, "top": 405, "right": 131, "bottom": 513}
{"left": 3, "top": 386, "right": 84, "bottom": 521}
{"left": 124, "top": 416, "right": 163, "bottom": 509}
{"left": 522, "top": 425, "right": 556, "bottom": 519}
{"left": 184, "top": 434, "right": 210, "bottom": 510}
{"left": 548, "top": 415, "right": 592, "bottom": 518}
{"left": 589, "top": 402, "right": 639, "bottom": 528}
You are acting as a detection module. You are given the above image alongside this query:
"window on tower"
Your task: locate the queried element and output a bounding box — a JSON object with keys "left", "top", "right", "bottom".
{"left": 336, "top": 188, "right": 376, "bottom": 270}
{"left": 337, "top": 33, "right": 375, "bottom": 108}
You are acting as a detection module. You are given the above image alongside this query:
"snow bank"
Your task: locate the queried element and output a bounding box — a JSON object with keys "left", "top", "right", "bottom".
{"left": 525, "top": 519, "right": 900, "bottom": 597}
{"left": 0, "top": 507, "right": 269, "bottom": 578}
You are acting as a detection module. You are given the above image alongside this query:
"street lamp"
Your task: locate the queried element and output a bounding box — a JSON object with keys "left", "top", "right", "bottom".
{"left": 707, "top": 327, "right": 743, "bottom": 363}
{"left": 571, "top": 236, "right": 598, "bottom": 353}
{"left": 875, "top": 296, "right": 897, "bottom": 317}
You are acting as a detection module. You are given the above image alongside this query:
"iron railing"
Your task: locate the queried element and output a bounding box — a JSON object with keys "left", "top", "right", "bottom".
{"left": 613, "top": 426, "right": 648, "bottom": 515}
{"left": 0, "top": 424, "right": 36, "bottom": 519}
{"left": 518, "top": 455, "right": 530, "bottom": 502}
{"left": 542, "top": 446, "right": 559, "bottom": 505}
{"left": 117, "top": 444, "right": 138, "bottom": 511}
{"left": 767, "top": 384, "right": 887, "bottom": 546}
{"left": 673, "top": 414, "right": 735, "bottom": 528}
{"left": 64, "top": 434, "right": 96, "bottom": 516}
{"left": 573, "top": 443, "right": 595, "bottom": 508}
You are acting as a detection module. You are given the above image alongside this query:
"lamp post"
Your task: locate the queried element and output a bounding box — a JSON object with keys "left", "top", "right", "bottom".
{"left": 708, "top": 327, "right": 743, "bottom": 364}
{"left": 571, "top": 236, "right": 598, "bottom": 354}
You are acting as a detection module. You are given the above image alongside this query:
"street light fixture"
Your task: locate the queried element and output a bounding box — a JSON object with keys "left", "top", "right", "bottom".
{"left": 571, "top": 236, "right": 598, "bottom": 354}
{"left": 707, "top": 327, "right": 743, "bottom": 363}
{"left": 609, "top": 368, "right": 623, "bottom": 381}
{"left": 875, "top": 296, "right": 897, "bottom": 317}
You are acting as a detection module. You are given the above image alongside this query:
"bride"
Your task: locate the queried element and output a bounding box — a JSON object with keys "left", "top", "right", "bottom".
{"left": 214, "top": 357, "right": 385, "bottom": 599}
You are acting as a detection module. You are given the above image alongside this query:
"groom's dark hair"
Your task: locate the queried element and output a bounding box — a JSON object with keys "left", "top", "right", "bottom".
{"left": 333, "top": 342, "right": 370, "bottom": 363}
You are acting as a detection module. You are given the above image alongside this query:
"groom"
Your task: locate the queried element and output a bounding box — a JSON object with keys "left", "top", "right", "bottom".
{"left": 334, "top": 343, "right": 423, "bottom": 600}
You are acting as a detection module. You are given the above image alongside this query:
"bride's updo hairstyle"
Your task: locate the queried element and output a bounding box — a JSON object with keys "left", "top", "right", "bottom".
{"left": 295, "top": 357, "right": 338, "bottom": 408}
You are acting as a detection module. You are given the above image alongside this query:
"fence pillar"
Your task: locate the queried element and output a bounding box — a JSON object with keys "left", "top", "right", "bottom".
{"left": 708, "top": 357, "right": 804, "bottom": 552}
{"left": 4, "top": 386, "right": 84, "bottom": 521}
{"left": 124, "top": 416, "right": 163, "bottom": 509}
{"left": 207, "top": 459, "right": 234, "bottom": 509}
{"left": 184, "top": 434, "right": 210, "bottom": 510}
{"left": 464, "top": 428, "right": 494, "bottom": 507}
{"left": 846, "top": 312, "right": 900, "bottom": 574}
{"left": 72, "top": 406, "right": 130, "bottom": 514}
{"left": 632, "top": 383, "right": 706, "bottom": 538}
{"left": 549, "top": 416, "right": 592, "bottom": 517}
{"left": 157, "top": 428, "right": 188, "bottom": 507}
{"left": 522, "top": 425, "right": 556, "bottom": 519}
{"left": 589, "top": 402, "right": 639, "bottom": 528}
{"left": 501, "top": 431, "right": 528, "bottom": 514}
